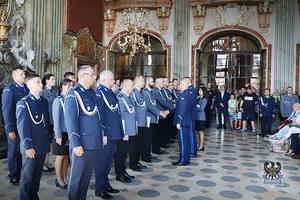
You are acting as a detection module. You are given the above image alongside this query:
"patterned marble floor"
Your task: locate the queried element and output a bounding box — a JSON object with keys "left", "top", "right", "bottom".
{"left": 1, "top": 128, "right": 300, "bottom": 200}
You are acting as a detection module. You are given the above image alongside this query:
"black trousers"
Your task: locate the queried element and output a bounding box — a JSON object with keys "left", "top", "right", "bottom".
{"left": 115, "top": 139, "right": 132, "bottom": 177}
{"left": 141, "top": 124, "right": 153, "bottom": 159}
{"left": 205, "top": 104, "right": 213, "bottom": 128}
{"left": 152, "top": 119, "right": 167, "bottom": 151}
{"left": 290, "top": 134, "right": 300, "bottom": 154}
{"left": 261, "top": 116, "right": 273, "bottom": 136}
{"left": 217, "top": 107, "right": 228, "bottom": 127}
{"left": 129, "top": 127, "right": 146, "bottom": 166}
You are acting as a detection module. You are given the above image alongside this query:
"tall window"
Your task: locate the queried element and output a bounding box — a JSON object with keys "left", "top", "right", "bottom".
{"left": 110, "top": 35, "right": 167, "bottom": 79}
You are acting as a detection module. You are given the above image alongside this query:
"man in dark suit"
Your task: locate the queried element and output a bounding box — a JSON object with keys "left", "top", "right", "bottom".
{"left": 215, "top": 85, "right": 230, "bottom": 129}
{"left": 65, "top": 65, "right": 102, "bottom": 200}
{"left": 94, "top": 70, "right": 123, "bottom": 199}
{"left": 172, "top": 79, "right": 192, "bottom": 166}
{"left": 16, "top": 74, "right": 50, "bottom": 200}
{"left": 2, "top": 66, "right": 29, "bottom": 186}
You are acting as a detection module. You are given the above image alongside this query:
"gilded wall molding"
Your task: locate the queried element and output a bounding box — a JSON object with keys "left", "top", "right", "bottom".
{"left": 63, "top": 28, "right": 103, "bottom": 69}
{"left": 208, "top": 3, "right": 256, "bottom": 27}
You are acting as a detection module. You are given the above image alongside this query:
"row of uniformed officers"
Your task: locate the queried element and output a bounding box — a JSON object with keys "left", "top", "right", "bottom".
{"left": 2, "top": 65, "right": 198, "bottom": 200}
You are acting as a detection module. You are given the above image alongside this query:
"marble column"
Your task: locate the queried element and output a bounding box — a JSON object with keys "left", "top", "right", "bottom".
{"left": 173, "top": 0, "right": 190, "bottom": 80}
{"left": 273, "top": 0, "right": 296, "bottom": 92}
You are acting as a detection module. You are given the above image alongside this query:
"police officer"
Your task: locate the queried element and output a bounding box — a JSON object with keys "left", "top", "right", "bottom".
{"left": 129, "top": 75, "right": 147, "bottom": 171}
{"left": 152, "top": 78, "right": 172, "bottom": 154}
{"left": 184, "top": 77, "right": 198, "bottom": 157}
{"left": 94, "top": 70, "right": 123, "bottom": 199}
{"left": 2, "top": 66, "right": 29, "bottom": 186}
{"left": 172, "top": 79, "right": 192, "bottom": 166}
{"left": 16, "top": 74, "right": 50, "bottom": 200}
{"left": 172, "top": 78, "right": 180, "bottom": 99}
{"left": 259, "top": 88, "right": 276, "bottom": 137}
{"left": 115, "top": 79, "right": 137, "bottom": 183}
{"left": 280, "top": 86, "right": 299, "bottom": 120}
{"left": 64, "top": 65, "right": 102, "bottom": 200}
{"left": 142, "top": 77, "right": 167, "bottom": 161}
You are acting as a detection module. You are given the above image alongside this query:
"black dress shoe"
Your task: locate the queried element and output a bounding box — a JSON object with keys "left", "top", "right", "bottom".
{"left": 172, "top": 161, "right": 187, "bottom": 166}
{"left": 190, "top": 154, "right": 197, "bottom": 157}
{"left": 124, "top": 172, "right": 135, "bottom": 179}
{"left": 223, "top": 126, "right": 227, "bottom": 130}
{"left": 137, "top": 162, "right": 147, "bottom": 169}
{"left": 55, "top": 179, "right": 67, "bottom": 189}
{"left": 149, "top": 154, "right": 157, "bottom": 159}
{"left": 10, "top": 179, "right": 19, "bottom": 186}
{"left": 116, "top": 175, "right": 131, "bottom": 183}
{"left": 106, "top": 186, "right": 120, "bottom": 193}
{"left": 130, "top": 165, "right": 142, "bottom": 172}
{"left": 152, "top": 150, "right": 163, "bottom": 155}
{"left": 141, "top": 158, "right": 152, "bottom": 163}
{"left": 96, "top": 192, "right": 113, "bottom": 199}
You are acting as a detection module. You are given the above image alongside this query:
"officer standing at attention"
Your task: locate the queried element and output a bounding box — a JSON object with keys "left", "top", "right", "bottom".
{"left": 115, "top": 79, "right": 137, "bottom": 183}
{"left": 129, "top": 75, "right": 147, "bottom": 171}
{"left": 2, "top": 66, "right": 29, "bottom": 186}
{"left": 64, "top": 65, "right": 102, "bottom": 200}
{"left": 152, "top": 77, "right": 172, "bottom": 155}
{"left": 16, "top": 74, "right": 50, "bottom": 200}
{"left": 172, "top": 79, "right": 192, "bottom": 166}
{"left": 141, "top": 77, "right": 167, "bottom": 162}
{"left": 184, "top": 77, "right": 198, "bottom": 157}
{"left": 94, "top": 70, "right": 123, "bottom": 199}
{"left": 172, "top": 78, "right": 180, "bottom": 99}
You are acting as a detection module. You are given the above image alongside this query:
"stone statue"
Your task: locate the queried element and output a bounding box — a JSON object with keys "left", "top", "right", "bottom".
{"left": 10, "top": 39, "right": 35, "bottom": 71}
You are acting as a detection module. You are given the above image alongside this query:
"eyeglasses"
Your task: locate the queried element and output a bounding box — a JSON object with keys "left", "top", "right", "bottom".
{"left": 83, "top": 73, "right": 96, "bottom": 77}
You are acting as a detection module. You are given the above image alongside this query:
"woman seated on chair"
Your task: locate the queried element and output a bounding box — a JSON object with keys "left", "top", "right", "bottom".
{"left": 269, "top": 103, "right": 300, "bottom": 140}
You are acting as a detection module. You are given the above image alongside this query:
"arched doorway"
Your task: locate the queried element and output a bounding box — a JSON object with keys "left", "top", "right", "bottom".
{"left": 108, "top": 34, "right": 167, "bottom": 79}
{"left": 197, "top": 30, "right": 266, "bottom": 95}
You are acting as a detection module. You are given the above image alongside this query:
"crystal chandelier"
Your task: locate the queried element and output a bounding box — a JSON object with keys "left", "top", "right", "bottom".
{"left": 117, "top": 8, "right": 151, "bottom": 57}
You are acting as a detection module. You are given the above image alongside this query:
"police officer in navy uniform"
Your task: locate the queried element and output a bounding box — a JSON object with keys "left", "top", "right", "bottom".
{"left": 115, "top": 79, "right": 137, "bottom": 183}
{"left": 172, "top": 78, "right": 180, "bottom": 99}
{"left": 129, "top": 75, "right": 147, "bottom": 171}
{"left": 142, "top": 77, "right": 167, "bottom": 162}
{"left": 94, "top": 70, "right": 123, "bottom": 199}
{"left": 64, "top": 65, "right": 102, "bottom": 200}
{"left": 16, "top": 74, "right": 50, "bottom": 200}
{"left": 162, "top": 77, "right": 176, "bottom": 146}
{"left": 259, "top": 88, "right": 276, "bottom": 137}
{"left": 2, "top": 66, "right": 29, "bottom": 186}
{"left": 152, "top": 77, "right": 172, "bottom": 154}
{"left": 184, "top": 77, "right": 198, "bottom": 157}
{"left": 172, "top": 79, "right": 192, "bottom": 166}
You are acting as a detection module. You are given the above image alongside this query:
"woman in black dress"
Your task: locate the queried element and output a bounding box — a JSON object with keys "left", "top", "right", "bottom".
{"left": 52, "top": 78, "right": 73, "bottom": 189}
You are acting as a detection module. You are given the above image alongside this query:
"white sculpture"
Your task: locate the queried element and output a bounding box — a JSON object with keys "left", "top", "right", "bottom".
{"left": 10, "top": 39, "right": 36, "bottom": 71}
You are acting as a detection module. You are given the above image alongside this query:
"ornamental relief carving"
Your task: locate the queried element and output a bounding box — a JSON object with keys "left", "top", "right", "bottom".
{"left": 208, "top": 3, "right": 256, "bottom": 27}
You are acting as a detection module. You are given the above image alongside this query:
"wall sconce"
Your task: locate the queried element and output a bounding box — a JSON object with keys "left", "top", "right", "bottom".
{"left": 43, "top": 51, "right": 61, "bottom": 72}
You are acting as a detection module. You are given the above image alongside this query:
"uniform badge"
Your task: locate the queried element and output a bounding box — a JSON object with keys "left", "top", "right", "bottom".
{"left": 35, "top": 114, "right": 39, "bottom": 119}
{"left": 87, "top": 106, "right": 91, "bottom": 111}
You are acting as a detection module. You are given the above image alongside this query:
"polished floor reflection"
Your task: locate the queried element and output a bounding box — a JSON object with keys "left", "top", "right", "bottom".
{"left": 0, "top": 128, "right": 300, "bottom": 200}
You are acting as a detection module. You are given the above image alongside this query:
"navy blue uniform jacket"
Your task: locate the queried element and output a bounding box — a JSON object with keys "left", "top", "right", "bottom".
{"left": 16, "top": 93, "right": 50, "bottom": 155}
{"left": 65, "top": 83, "right": 102, "bottom": 149}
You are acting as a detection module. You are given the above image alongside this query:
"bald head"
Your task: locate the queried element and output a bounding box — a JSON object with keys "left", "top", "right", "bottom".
{"left": 180, "top": 79, "right": 189, "bottom": 91}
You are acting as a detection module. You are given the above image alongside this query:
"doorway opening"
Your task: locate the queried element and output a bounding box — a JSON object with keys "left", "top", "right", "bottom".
{"left": 197, "top": 31, "right": 265, "bottom": 95}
